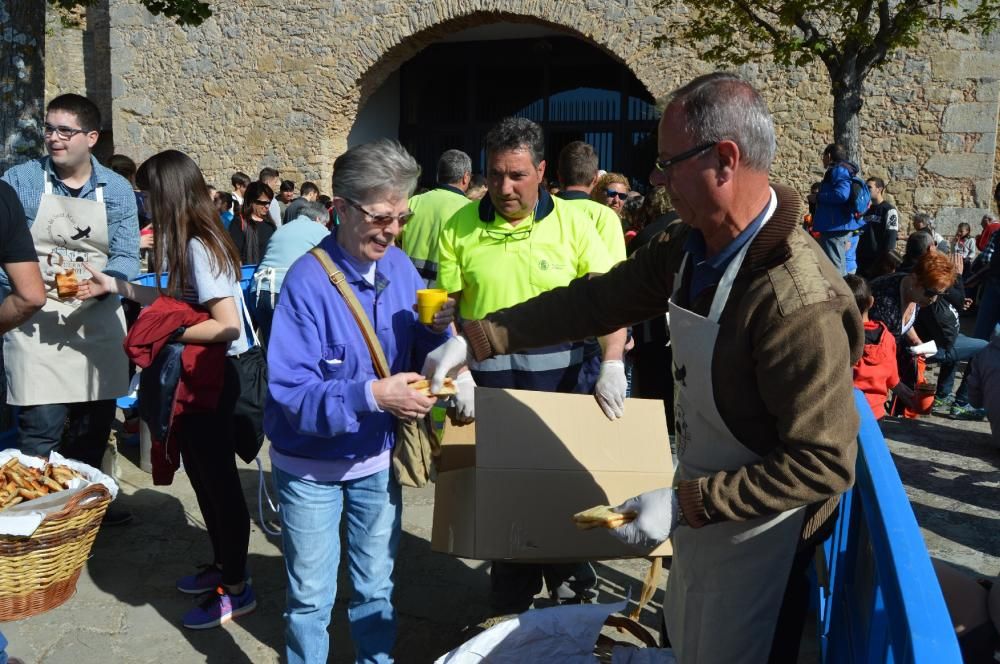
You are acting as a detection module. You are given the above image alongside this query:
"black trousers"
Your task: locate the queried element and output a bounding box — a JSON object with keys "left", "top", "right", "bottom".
{"left": 18, "top": 399, "right": 117, "bottom": 469}
{"left": 175, "top": 357, "right": 250, "bottom": 586}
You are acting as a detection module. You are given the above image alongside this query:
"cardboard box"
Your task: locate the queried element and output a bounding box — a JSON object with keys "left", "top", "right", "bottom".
{"left": 431, "top": 387, "right": 673, "bottom": 561}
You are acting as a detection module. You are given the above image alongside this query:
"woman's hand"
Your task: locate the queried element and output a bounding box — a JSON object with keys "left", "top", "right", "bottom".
{"left": 371, "top": 372, "right": 436, "bottom": 421}
{"left": 418, "top": 298, "right": 456, "bottom": 335}
{"left": 75, "top": 262, "right": 119, "bottom": 301}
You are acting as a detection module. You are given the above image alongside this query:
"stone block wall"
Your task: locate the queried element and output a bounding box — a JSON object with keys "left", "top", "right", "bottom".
{"left": 43, "top": 0, "right": 1000, "bottom": 238}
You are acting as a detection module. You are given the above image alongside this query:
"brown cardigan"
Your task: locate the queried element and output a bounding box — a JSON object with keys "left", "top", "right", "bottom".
{"left": 464, "top": 183, "right": 864, "bottom": 542}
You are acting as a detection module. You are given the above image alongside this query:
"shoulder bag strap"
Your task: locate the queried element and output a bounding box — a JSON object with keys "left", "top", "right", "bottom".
{"left": 309, "top": 248, "right": 391, "bottom": 379}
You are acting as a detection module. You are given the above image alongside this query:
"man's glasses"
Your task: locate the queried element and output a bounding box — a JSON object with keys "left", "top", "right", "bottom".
{"left": 43, "top": 123, "right": 89, "bottom": 140}
{"left": 344, "top": 198, "right": 412, "bottom": 226}
{"left": 605, "top": 190, "right": 629, "bottom": 201}
{"left": 653, "top": 142, "right": 717, "bottom": 173}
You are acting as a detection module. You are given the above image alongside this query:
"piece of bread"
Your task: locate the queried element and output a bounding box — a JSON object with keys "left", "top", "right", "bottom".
{"left": 411, "top": 378, "right": 457, "bottom": 397}
{"left": 56, "top": 269, "right": 78, "bottom": 299}
{"left": 572, "top": 504, "right": 636, "bottom": 530}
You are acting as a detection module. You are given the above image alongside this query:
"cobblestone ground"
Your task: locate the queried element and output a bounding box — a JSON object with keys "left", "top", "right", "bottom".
{"left": 1, "top": 400, "right": 995, "bottom": 663}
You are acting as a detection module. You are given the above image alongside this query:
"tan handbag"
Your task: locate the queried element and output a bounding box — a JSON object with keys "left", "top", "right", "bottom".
{"left": 309, "top": 248, "right": 439, "bottom": 488}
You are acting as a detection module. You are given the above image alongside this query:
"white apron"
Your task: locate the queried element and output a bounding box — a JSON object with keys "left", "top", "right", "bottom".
{"left": 3, "top": 176, "right": 128, "bottom": 406}
{"left": 664, "top": 189, "right": 805, "bottom": 664}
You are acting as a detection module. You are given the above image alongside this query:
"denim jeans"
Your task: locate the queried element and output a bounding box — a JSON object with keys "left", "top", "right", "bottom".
{"left": 926, "top": 334, "right": 987, "bottom": 403}
{"left": 974, "top": 276, "right": 1000, "bottom": 340}
{"left": 17, "top": 400, "right": 116, "bottom": 468}
{"left": 818, "top": 231, "right": 853, "bottom": 276}
{"left": 275, "top": 465, "right": 402, "bottom": 664}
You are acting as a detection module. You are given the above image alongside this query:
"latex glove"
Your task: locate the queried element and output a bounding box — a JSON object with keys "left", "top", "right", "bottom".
{"left": 594, "top": 360, "right": 627, "bottom": 420}
{"left": 451, "top": 371, "right": 476, "bottom": 423}
{"left": 609, "top": 487, "right": 679, "bottom": 550}
{"left": 422, "top": 335, "right": 471, "bottom": 394}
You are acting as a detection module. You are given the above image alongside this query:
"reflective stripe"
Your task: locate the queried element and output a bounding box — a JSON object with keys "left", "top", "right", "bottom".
{"left": 470, "top": 346, "right": 584, "bottom": 373}
{"left": 409, "top": 256, "right": 438, "bottom": 281}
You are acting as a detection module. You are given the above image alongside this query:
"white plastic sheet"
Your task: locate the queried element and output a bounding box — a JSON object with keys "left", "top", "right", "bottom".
{"left": 0, "top": 449, "right": 118, "bottom": 537}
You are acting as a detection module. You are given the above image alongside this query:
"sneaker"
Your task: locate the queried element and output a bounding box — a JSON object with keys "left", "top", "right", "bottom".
{"left": 177, "top": 564, "right": 224, "bottom": 595}
{"left": 101, "top": 505, "right": 133, "bottom": 527}
{"left": 950, "top": 403, "right": 987, "bottom": 421}
{"left": 182, "top": 584, "right": 256, "bottom": 629}
{"left": 930, "top": 396, "right": 954, "bottom": 415}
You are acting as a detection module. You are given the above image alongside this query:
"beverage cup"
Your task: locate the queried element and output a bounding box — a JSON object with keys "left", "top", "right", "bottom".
{"left": 416, "top": 288, "right": 447, "bottom": 324}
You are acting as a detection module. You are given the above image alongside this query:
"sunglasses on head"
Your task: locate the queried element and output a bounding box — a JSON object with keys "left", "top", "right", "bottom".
{"left": 605, "top": 190, "right": 629, "bottom": 201}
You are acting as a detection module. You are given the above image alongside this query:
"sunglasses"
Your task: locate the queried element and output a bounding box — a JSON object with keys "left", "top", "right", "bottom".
{"left": 654, "top": 142, "right": 718, "bottom": 173}
{"left": 252, "top": 199, "right": 272, "bottom": 206}
{"left": 923, "top": 288, "right": 947, "bottom": 298}
{"left": 605, "top": 191, "right": 629, "bottom": 201}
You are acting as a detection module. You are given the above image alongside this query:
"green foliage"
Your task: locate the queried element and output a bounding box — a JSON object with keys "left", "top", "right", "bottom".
{"left": 657, "top": 0, "right": 1000, "bottom": 80}
{"left": 47, "top": 0, "right": 211, "bottom": 27}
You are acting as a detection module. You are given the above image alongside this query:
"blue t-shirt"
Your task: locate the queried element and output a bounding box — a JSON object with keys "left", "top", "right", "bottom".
{"left": 252, "top": 216, "right": 330, "bottom": 293}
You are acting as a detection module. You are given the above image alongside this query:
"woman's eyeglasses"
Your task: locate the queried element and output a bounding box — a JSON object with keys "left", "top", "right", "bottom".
{"left": 344, "top": 198, "right": 412, "bottom": 226}
{"left": 252, "top": 199, "right": 272, "bottom": 206}
{"left": 605, "top": 191, "right": 629, "bottom": 201}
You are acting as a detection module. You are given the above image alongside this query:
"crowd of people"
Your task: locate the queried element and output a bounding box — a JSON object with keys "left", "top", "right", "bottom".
{"left": 0, "top": 72, "right": 997, "bottom": 664}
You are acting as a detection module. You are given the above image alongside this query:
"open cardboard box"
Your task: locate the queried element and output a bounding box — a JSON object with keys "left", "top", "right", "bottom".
{"left": 432, "top": 387, "right": 673, "bottom": 562}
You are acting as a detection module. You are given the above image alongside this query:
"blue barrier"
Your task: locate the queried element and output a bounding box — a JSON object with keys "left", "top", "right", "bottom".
{"left": 815, "top": 390, "right": 961, "bottom": 663}
{"left": 132, "top": 264, "right": 257, "bottom": 296}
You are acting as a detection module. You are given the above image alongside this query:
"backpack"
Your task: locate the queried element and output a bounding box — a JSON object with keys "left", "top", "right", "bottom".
{"left": 847, "top": 174, "right": 871, "bottom": 220}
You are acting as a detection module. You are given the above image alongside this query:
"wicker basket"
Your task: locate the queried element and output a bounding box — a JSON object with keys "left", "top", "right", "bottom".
{"left": 0, "top": 484, "right": 110, "bottom": 621}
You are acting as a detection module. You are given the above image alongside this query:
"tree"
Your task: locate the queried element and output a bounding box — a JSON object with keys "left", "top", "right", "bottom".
{"left": 0, "top": 0, "right": 210, "bottom": 173}
{"left": 658, "top": 0, "right": 1000, "bottom": 164}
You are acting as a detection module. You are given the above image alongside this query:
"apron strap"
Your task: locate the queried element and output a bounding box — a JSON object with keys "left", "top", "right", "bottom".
{"left": 43, "top": 171, "right": 105, "bottom": 203}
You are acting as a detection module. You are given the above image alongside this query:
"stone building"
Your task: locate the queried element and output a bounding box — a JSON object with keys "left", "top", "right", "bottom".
{"left": 44, "top": 0, "right": 1000, "bottom": 235}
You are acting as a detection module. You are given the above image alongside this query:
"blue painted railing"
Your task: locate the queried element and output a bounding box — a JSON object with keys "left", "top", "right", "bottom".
{"left": 814, "top": 390, "right": 961, "bottom": 663}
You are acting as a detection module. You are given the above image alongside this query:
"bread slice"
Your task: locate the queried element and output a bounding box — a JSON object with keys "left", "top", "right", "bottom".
{"left": 411, "top": 378, "right": 457, "bottom": 397}
{"left": 572, "top": 504, "right": 636, "bottom": 530}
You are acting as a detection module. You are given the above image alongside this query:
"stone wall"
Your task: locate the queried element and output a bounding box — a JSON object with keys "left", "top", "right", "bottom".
{"left": 44, "top": 0, "right": 1000, "bottom": 237}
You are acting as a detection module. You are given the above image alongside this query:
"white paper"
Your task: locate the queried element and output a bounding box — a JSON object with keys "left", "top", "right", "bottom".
{"left": 435, "top": 599, "right": 628, "bottom": 664}
{"left": 0, "top": 450, "right": 119, "bottom": 537}
{"left": 908, "top": 340, "right": 938, "bottom": 356}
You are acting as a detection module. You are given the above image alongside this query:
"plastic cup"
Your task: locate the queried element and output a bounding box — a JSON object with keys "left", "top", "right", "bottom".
{"left": 416, "top": 288, "right": 447, "bottom": 324}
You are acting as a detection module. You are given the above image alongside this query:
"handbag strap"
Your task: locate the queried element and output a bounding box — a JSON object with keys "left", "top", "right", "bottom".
{"left": 309, "top": 248, "right": 391, "bottom": 379}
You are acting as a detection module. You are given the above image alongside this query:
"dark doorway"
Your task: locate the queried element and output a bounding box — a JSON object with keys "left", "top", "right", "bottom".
{"left": 398, "top": 36, "right": 658, "bottom": 190}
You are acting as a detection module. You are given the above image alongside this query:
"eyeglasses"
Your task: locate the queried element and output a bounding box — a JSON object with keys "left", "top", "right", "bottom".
{"left": 343, "top": 198, "right": 412, "bottom": 226}
{"left": 605, "top": 190, "right": 629, "bottom": 201}
{"left": 252, "top": 199, "right": 272, "bottom": 206}
{"left": 482, "top": 227, "right": 532, "bottom": 242}
{"left": 42, "top": 123, "right": 89, "bottom": 140}
{"left": 923, "top": 288, "right": 947, "bottom": 298}
{"left": 653, "top": 142, "right": 718, "bottom": 173}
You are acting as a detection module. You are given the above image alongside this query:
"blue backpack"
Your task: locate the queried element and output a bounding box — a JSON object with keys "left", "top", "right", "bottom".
{"left": 847, "top": 174, "right": 871, "bottom": 220}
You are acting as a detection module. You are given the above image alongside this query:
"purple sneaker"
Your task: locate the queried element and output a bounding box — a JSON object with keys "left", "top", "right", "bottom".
{"left": 182, "top": 584, "right": 257, "bottom": 629}
{"left": 176, "top": 564, "right": 223, "bottom": 594}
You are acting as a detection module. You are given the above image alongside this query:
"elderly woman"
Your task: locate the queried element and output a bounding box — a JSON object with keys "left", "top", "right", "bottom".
{"left": 591, "top": 172, "right": 630, "bottom": 219}
{"left": 265, "top": 139, "right": 461, "bottom": 664}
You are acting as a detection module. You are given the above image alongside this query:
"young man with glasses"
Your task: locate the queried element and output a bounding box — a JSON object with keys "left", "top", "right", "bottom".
{"left": 1, "top": 94, "right": 140, "bottom": 525}
{"left": 437, "top": 117, "right": 627, "bottom": 618}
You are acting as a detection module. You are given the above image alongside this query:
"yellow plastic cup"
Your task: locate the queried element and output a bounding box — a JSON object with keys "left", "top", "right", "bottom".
{"left": 416, "top": 288, "right": 448, "bottom": 324}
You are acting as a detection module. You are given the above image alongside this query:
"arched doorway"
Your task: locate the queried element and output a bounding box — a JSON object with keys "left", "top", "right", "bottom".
{"left": 349, "top": 22, "right": 659, "bottom": 190}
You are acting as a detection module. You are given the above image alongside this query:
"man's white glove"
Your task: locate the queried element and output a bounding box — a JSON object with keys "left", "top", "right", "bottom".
{"left": 609, "top": 487, "right": 679, "bottom": 550}
{"left": 594, "top": 360, "right": 627, "bottom": 420}
{"left": 422, "top": 335, "right": 471, "bottom": 394}
{"left": 451, "top": 371, "right": 476, "bottom": 423}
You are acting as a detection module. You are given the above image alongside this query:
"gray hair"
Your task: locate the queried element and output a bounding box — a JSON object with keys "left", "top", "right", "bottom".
{"left": 437, "top": 149, "right": 472, "bottom": 185}
{"left": 332, "top": 139, "right": 421, "bottom": 203}
{"left": 484, "top": 117, "right": 545, "bottom": 166}
{"left": 912, "top": 212, "right": 934, "bottom": 228}
{"left": 666, "top": 72, "right": 776, "bottom": 171}
{"left": 296, "top": 200, "right": 329, "bottom": 223}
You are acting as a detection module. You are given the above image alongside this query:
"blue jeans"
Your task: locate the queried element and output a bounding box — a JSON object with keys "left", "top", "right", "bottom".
{"left": 275, "top": 465, "right": 402, "bottom": 664}
{"left": 926, "top": 334, "right": 987, "bottom": 403}
{"left": 818, "top": 231, "right": 853, "bottom": 276}
{"left": 17, "top": 400, "right": 116, "bottom": 468}
{"left": 974, "top": 276, "right": 1000, "bottom": 340}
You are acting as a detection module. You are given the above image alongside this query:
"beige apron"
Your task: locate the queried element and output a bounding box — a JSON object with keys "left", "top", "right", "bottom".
{"left": 664, "top": 189, "right": 805, "bottom": 664}
{"left": 3, "top": 175, "right": 128, "bottom": 406}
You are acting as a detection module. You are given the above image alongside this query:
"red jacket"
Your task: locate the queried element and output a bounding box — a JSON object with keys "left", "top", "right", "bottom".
{"left": 123, "top": 296, "right": 226, "bottom": 485}
{"left": 853, "top": 320, "right": 899, "bottom": 420}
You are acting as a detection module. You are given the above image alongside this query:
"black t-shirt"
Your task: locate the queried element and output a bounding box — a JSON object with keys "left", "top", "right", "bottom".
{"left": 0, "top": 180, "right": 38, "bottom": 264}
{"left": 857, "top": 201, "right": 899, "bottom": 275}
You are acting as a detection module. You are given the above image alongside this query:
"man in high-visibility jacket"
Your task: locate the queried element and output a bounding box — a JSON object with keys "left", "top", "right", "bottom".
{"left": 399, "top": 149, "right": 473, "bottom": 286}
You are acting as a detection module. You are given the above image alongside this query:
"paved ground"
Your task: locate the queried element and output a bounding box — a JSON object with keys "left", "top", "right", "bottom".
{"left": 1, "top": 386, "right": 996, "bottom": 663}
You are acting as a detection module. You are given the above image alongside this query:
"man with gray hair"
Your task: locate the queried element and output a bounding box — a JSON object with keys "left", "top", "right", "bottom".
{"left": 398, "top": 149, "right": 473, "bottom": 286}
{"left": 424, "top": 73, "right": 862, "bottom": 662}
{"left": 250, "top": 199, "right": 330, "bottom": 346}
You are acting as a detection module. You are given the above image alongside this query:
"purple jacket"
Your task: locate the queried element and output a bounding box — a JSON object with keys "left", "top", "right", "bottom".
{"left": 264, "top": 233, "right": 448, "bottom": 460}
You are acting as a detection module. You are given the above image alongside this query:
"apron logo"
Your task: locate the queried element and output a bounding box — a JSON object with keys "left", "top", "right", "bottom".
{"left": 70, "top": 224, "right": 92, "bottom": 240}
